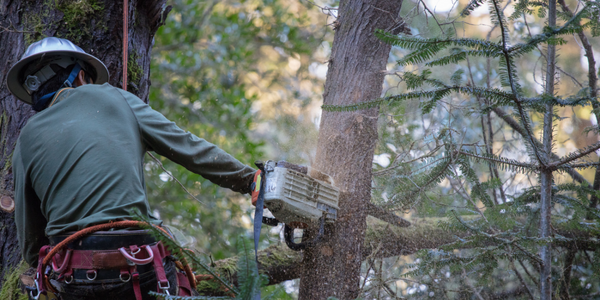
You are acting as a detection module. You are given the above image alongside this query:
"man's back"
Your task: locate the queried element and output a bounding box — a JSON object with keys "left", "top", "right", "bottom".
{"left": 15, "top": 84, "right": 152, "bottom": 238}
{"left": 13, "top": 83, "right": 256, "bottom": 265}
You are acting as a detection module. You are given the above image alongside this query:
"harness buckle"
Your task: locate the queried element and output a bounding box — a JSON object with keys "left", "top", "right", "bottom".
{"left": 86, "top": 270, "right": 97, "bottom": 281}
{"left": 130, "top": 245, "right": 141, "bottom": 255}
{"left": 62, "top": 79, "right": 72, "bottom": 88}
{"left": 119, "top": 272, "right": 131, "bottom": 283}
{"left": 65, "top": 274, "right": 74, "bottom": 284}
{"left": 159, "top": 280, "right": 170, "bottom": 295}
{"left": 119, "top": 246, "right": 154, "bottom": 265}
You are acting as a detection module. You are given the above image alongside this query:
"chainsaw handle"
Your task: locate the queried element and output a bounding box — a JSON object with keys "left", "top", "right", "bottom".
{"left": 262, "top": 217, "right": 279, "bottom": 226}
{"left": 284, "top": 215, "right": 325, "bottom": 251}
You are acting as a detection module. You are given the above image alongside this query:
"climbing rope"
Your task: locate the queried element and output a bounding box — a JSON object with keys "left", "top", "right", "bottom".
{"left": 123, "top": 0, "right": 128, "bottom": 91}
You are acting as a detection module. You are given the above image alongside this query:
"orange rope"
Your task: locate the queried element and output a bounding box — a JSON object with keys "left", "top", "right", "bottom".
{"left": 122, "top": 0, "right": 128, "bottom": 91}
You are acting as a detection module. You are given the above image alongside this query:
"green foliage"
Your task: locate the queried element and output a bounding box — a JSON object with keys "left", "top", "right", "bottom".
{"left": 234, "top": 237, "right": 267, "bottom": 300}
{"left": 137, "top": 209, "right": 270, "bottom": 299}
{"left": 144, "top": 1, "right": 325, "bottom": 297}
{"left": 146, "top": 0, "right": 323, "bottom": 260}
{"left": 132, "top": 210, "right": 238, "bottom": 299}
{"left": 363, "top": 0, "right": 600, "bottom": 298}
{"left": 461, "top": 0, "right": 486, "bottom": 17}
{"left": 0, "top": 260, "right": 29, "bottom": 300}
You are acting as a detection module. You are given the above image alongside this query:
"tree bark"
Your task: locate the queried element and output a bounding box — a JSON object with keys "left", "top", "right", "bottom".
{"left": 0, "top": 0, "right": 167, "bottom": 284}
{"left": 298, "top": 1, "right": 404, "bottom": 298}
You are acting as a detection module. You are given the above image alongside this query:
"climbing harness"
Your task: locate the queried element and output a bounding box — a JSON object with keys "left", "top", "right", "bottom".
{"left": 30, "top": 220, "right": 197, "bottom": 300}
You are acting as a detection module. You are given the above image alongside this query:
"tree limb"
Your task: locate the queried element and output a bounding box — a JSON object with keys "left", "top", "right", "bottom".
{"left": 205, "top": 217, "right": 599, "bottom": 289}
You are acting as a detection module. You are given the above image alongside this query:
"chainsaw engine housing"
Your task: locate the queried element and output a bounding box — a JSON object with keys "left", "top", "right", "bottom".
{"left": 263, "top": 161, "right": 339, "bottom": 228}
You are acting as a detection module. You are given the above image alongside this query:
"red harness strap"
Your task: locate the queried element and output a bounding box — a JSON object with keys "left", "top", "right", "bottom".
{"left": 34, "top": 221, "right": 197, "bottom": 298}
{"left": 49, "top": 242, "right": 172, "bottom": 300}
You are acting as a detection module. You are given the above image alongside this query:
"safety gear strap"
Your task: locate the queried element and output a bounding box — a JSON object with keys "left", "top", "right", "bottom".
{"left": 252, "top": 165, "right": 266, "bottom": 300}
{"left": 33, "top": 63, "right": 82, "bottom": 112}
{"left": 150, "top": 243, "right": 170, "bottom": 294}
{"left": 251, "top": 170, "right": 262, "bottom": 206}
{"left": 22, "top": 57, "right": 82, "bottom": 94}
{"left": 132, "top": 270, "right": 142, "bottom": 300}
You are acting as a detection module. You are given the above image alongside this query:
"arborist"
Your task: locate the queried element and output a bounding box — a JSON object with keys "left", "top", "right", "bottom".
{"left": 7, "top": 37, "right": 261, "bottom": 299}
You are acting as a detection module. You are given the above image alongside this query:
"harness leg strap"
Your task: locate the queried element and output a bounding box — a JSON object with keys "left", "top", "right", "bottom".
{"left": 131, "top": 269, "right": 142, "bottom": 300}
{"left": 150, "top": 243, "right": 170, "bottom": 294}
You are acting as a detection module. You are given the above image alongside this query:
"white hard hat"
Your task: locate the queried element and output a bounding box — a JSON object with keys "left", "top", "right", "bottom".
{"left": 6, "top": 37, "right": 109, "bottom": 104}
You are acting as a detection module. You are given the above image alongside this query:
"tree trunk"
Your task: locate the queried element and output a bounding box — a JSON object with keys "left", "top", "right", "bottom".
{"left": 540, "top": 1, "right": 556, "bottom": 299}
{"left": 298, "top": 1, "right": 404, "bottom": 299}
{"left": 0, "top": 0, "right": 167, "bottom": 285}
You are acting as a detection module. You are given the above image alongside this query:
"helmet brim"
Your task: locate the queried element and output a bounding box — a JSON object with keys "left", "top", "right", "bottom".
{"left": 7, "top": 50, "right": 110, "bottom": 104}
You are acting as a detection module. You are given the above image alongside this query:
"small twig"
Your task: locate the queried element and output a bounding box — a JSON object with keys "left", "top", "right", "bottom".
{"left": 462, "top": 268, "right": 485, "bottom": 300}
{"left": 509, "top": 250, "right": 535, "bottom": 300}
{"left": 518, "top": 258, "right": 540, "bottom": 288}
{"left": 418, "top": 0, "right": 446, "bottom": 34}
{"left": 146, "top": 151, "right": 205, "bottom": 205}
{"left": 0, "top": 25, "right": 36, "bottom": 34}
{"left": 560, "top": 247, "right": 576, "bottom": 300}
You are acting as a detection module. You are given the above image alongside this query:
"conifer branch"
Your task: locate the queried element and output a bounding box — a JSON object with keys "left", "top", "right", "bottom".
{"left": 461, "top": 0, "right": 486, "bottom": 17}
{"left": 522, "top": 95, "right": 595, "bottom": 107}
{"left": 558, "top": 0, "right": 600, "bottom": 212}
{"left": 549, "top": 141, "right": 600, "bottom": 169}
{"left": 508, "top": 6, "right": 587, "bottom": 55}
{"left": 457, "top": 150, "right": 537, "bottom": 172}
{"left": 491, "top": 0, "right": 546, "bottom": 167}
{"left": 556, "top": 162, "right": 600, "bottom": 170}
{"left": 491, "top": 107, "right": 590, "bottom": 186}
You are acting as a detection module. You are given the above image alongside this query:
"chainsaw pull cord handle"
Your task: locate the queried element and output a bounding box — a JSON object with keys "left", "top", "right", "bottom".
{"left": 252, "top": 160, "right": 267, "bottom": 300}
{"left": 284, "top": 214, "right": 326, "bottom": 251}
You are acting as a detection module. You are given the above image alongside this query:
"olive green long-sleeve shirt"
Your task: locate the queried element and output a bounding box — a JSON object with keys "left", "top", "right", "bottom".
{"left": 13, "top": 83, "right": 256, "bottom": 266}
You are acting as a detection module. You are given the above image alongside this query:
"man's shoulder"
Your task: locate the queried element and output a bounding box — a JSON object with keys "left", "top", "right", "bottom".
{"left": 75, "top": 83, "right": 120, "bottom": 96}
{"left": 76, "top": 83, "right": 144, "bottom": 104}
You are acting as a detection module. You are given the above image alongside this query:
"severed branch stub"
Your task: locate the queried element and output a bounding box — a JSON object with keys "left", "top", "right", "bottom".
{"left": 1, "top": 195, "right": 15, "bottom": 213}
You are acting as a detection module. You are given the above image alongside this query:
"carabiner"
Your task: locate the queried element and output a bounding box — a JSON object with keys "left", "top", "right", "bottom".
{"left": 30, "top": 275, "right": 40, "bottom": 300}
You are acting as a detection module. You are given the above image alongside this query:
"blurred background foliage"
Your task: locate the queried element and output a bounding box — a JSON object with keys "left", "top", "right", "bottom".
{"left": 366, "top": 0, "right": 600, "bottom": 299}
{"left": 144, "top": 0, "right": 600, "bottom": 298}
{"left": 145, "top": 0, "right": 335, "bottom": 297}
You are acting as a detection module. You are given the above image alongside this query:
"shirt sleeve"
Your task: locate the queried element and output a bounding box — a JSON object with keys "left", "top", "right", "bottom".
{"left": 13, "top": 141, "right": 50, "bottom": 267}
{"left": 118, "top": 89, "right": 256, "bottom": 194}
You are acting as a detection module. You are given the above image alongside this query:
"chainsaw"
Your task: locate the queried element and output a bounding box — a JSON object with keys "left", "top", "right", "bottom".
{"left": 253, "top": 160, "right": 340, "bottom": 251}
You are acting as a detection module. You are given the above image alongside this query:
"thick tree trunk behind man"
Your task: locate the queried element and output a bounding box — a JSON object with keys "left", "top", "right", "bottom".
{"left": 0, "top": 0, "right": 167, "bottom": 284}
{"left": 298, "top": 1, "right": 405, "bottom": 299}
